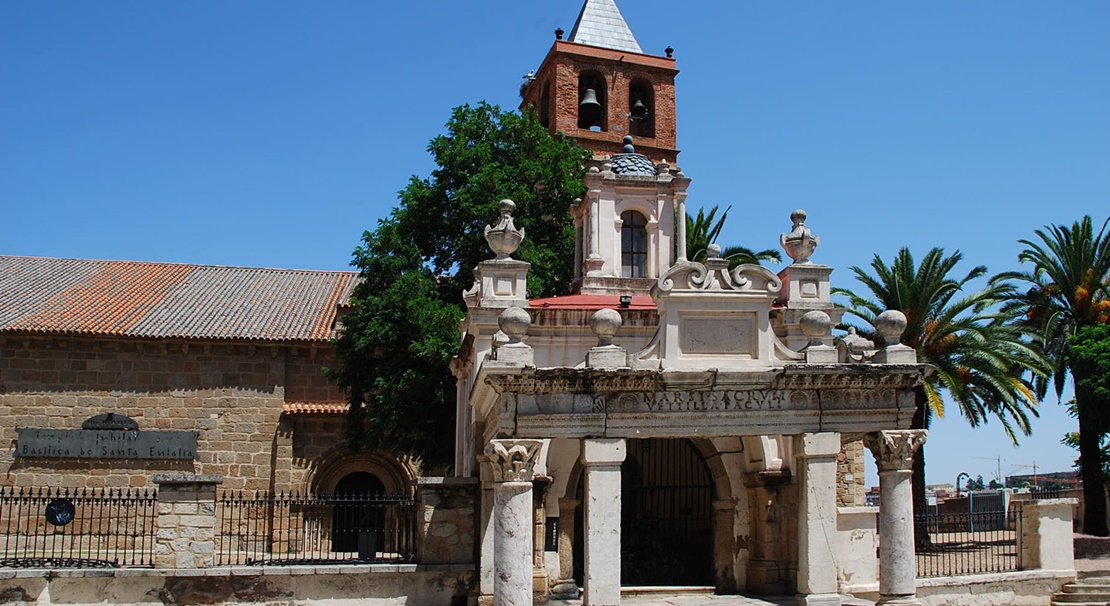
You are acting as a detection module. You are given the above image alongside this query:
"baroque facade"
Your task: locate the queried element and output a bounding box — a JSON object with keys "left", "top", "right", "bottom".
{"left": 456, "top": 2, "right": 930, "bottom": 606}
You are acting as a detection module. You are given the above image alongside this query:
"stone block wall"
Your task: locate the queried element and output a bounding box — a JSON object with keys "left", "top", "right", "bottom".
{"left": 0, "top": 336, "right": 344, "bottom": 491}
{"left": 836, "top": 439, "right": 866, "bottom": 507}
{"left": 415, "top": 477, "right": 477, "bottom": 565}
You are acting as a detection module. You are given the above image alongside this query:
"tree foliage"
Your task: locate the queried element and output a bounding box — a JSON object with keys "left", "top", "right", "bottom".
{"left": 685, "top": 205, "right": 781, "bottom": 267}
{"left": 835, "top": 247, "right": 1050, "bottom": 545}
{"left": 995, "top": 216, "right": 1110, "bottom": 535}
{"left": 330, "top": 103, "right": 589, "bottom": 470}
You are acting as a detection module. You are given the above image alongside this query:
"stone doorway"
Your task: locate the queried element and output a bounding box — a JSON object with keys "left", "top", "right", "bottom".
{"left": 331, "top": 471, "right": 385, "bottom": 554}
{"left": 572, "top": 439, "right": 715, "bottom": 587}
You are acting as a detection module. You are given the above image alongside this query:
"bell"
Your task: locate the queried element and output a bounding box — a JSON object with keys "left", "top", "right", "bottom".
{"left": 579, "top": 88, "right": 601, "bottom": 111}
{"left": 630, "top": 98, "right": 649, "bottom": 120}
{"left": 579, "top": 87, "right": 602, "bottom": 127}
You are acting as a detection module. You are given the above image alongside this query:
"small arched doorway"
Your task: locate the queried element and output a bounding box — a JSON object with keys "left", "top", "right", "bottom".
{"left": 574, "top": 438, "right": 715, "bottom": 587}
{"left": 331, "top": 472, "right": 385, "bottom": 557}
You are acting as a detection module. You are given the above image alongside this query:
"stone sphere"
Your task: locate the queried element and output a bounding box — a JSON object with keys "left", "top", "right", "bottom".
{"left": 874, "top": 310, "right": 908, "bottom": 343}
{"left": 498, "top": 306, "right": 531, "bottom": 342}
{"left": 498, "top": 199, "right": 516, "bottom": 214}
{"left": 799, "top": 310, "right": 832, "bottom": 339}
{"left": 589, "top": 308, "right": 623, "bottom": 344}
{"left": 790, "top": 209, "right": 807, "bottom": 224}
{"left": 707, "top": 243, "right": 722, "bottom": 259}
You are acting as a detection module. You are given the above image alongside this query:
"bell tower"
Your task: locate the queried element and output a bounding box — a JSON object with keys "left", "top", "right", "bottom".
{"left": 521, "top": 0, "right": 680, "bottom": 164}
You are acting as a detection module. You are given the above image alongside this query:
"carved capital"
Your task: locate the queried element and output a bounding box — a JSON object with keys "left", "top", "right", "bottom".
{"left": 864, "top": 429, "right": 927, "bottom": 472}
{"left": 485, "top": 439, "right": 543, "bottom": 483}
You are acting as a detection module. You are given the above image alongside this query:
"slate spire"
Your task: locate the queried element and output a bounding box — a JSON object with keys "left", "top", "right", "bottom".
{"left": 567, "top": 0, "right": 642, "bottom": 54}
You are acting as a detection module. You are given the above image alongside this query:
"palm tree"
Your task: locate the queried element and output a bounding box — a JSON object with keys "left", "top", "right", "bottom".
{"left": 836, "top": 247, "right": 1050, "bottom": 545}
{"left": 686, "top": 205, "right": 781, "bottom": 267}
{"left": 994, "top": 216, "right": 1110, "bottom": 535}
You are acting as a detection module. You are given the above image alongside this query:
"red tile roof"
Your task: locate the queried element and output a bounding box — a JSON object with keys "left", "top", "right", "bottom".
{"left": 0, "top": 256, "right": 356, "bottom": 343}
{"left": 529, "top": 293, "right": 657, "bottom": 310}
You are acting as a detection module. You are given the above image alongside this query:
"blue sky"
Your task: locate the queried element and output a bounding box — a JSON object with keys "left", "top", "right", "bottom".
{"left": 3, "top": 1, "right": 1108, "bottom": 488}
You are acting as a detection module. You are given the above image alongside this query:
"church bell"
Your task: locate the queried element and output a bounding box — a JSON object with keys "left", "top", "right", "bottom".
{"left": 630, "top": 98, "right": 649, "bottom": 120}
{"left": 579, "top": 88, "right": 602, "bottom": 126}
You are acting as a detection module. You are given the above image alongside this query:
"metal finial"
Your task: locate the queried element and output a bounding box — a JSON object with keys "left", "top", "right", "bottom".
{"left": 555, "top": 28, "right": 564, "bottom": 40}
{"left": 622, "top": 135, "right": 635, "bottom": 153}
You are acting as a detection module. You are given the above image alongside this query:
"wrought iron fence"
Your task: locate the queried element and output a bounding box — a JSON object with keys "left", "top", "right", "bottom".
{"left": 0, "top": 487, "right": 158, "bottom": 568}
{"left": 217, "top": 491, "right": 416, "bottom": 566}
{"left": 1030, "top": 487, "right": 1063, "bottom": 500}
{"left": 914, "top": 508, "right": 1021, "bottom": 577}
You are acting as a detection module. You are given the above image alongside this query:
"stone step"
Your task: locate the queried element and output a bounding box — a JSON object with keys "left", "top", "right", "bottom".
{"left": 1051, "top": 589, "right": 1110, "bottom": 603}
{"left": 1063, "top": 582, "right": 1110, "bottom": 592}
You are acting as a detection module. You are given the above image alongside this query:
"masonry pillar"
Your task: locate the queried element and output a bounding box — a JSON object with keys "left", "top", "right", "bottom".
{"left": 582, "top": 438, "right": 626, "bottom": 606}
{"left": 865, "top": 430, "right": 928, "bottom": 606}
{"left": 486, "top": 439, "right": 543, "bottom": 606}
{"left": 151, "top": 474, "right": 223, "bottom": 569}
{"left": 795, "top": 432, "right": 841, "bottom": 606}
{"left": 550, "top": 497, "right": 581, "bottom": 599}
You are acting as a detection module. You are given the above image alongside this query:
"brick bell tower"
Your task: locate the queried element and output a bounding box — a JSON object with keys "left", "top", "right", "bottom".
{"left": 521, "top": 0, "right": 680, "bottom": 164}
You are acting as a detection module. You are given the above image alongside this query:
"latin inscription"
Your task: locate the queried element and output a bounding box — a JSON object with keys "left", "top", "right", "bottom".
{"left": 594, "top": 390, "right": 795, "bottom": 413}
{"left": 15, "top": 429, "right": 199, "bottom": 460}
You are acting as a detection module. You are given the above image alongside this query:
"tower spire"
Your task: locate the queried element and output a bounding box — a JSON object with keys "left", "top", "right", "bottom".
{"left": 568, "top": 0, "right": 642, "bottom": 53}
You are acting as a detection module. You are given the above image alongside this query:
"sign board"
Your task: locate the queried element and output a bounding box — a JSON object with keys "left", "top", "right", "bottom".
{"left": 15, "top": 428, "right": 198, "bottom": 460}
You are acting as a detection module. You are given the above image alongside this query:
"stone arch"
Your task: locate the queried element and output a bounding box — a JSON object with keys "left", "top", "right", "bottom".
{"left": 305, "top": 447, "right": 417, "bottom": 496}
{"left": 560, "top": 437, "right": 742, "bottom": 591}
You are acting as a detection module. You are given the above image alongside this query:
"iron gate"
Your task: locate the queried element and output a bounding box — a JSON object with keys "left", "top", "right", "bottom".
{"left": 575, "top": 438, "right": 715, "bottom": 586}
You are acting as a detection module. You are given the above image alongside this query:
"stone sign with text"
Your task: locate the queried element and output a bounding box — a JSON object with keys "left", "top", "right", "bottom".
{"left": 15, "top": 428, "right": 199, "bottom": 460}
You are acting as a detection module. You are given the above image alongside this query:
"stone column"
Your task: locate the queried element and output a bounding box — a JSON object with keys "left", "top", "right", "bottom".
{"left": 795, "top": 433, "right": 841, "bottom": 606}
{"left": 151, "top": 474, "right": 223, "bottom": 569}
{"left": 476, "top": 454, "right": 497, "bottom": 606}
{"left": 713, "top": 499, "right": 738, "bottom": 593}
{"left": 865, "top": 430, "right": 928, "bottom": 606}
{"left": 533, "top": 476, "right": 552, "bottom": 603}
{"left": 486, "top": 439, "right": 543, "bottom": 606}
{"left": 581, "top": 438, "right": 626, "bottom": 606}
{"left": 550, "top": 497, "right": 581, "bottom": 599}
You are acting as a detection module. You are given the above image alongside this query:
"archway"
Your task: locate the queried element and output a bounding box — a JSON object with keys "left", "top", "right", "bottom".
{"left": 572, "top": 438, "right": 716, "bottom": 587}
{"left": 622, "top": 438, "right": 715, "bottom": 585}
{"left": 331, "top": 471, "right": 385, "bottom": 556}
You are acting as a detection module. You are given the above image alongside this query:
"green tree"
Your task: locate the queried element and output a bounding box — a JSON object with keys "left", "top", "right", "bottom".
{"left": 835, "top": 247, "right": 1050, "bottom": 545}
{"left": 330, "top": 103, "right": 589, "bottom": 469}
{"left": 686, "top": 205, "right": 781, "bottom": 267}
{"left": 995, "top": 216, "right": 1110, "bottom": 535}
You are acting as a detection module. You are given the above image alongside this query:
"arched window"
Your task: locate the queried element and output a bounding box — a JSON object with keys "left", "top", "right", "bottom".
{"left": 578, "top": 72, "right": 606, "bottom": 131}
{"left": 540, "top": 81, "right": 552, "bottom": 129}
{"left": 629, "top": 80, "right": 654, "bottom": 138}
{"left": 621, "top": 210, "right": 648, "bottom": 278}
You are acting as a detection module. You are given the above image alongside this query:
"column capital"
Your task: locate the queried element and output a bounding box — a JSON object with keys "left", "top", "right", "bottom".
{"left": 486, "top": 439, "right": 543, "bottom": 483}
{"left": 865, "top": 430, "right": 927, "bottom": 472}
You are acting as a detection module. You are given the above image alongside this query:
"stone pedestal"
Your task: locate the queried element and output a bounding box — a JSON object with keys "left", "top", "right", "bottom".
{"left": 1020, "top": 498, "right": 1079, "bottom": 572}
{"left": 795, "top": 433, "right": 841, "bottom": 606}
{"left": 865, "top": 430, "right": 927, "bottom": 606}
{"left": 582, "top": 438, "right": 626, "bottom": 606}
{"left": 486, "top": 440, "right": 543, "bottom": 606}
{"left": 151, "top": 474, "right": 223, "bottom": 569}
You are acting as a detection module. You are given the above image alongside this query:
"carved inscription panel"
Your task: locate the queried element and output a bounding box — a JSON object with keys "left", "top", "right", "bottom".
{"left": 680, "top": 313, "right": 756, "bottom": 357}
{"left": 513, "top": 389, "right": 902, "bottom": 417}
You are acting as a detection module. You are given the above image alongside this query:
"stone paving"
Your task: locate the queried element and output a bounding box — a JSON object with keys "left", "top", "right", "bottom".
{"left": 549, "top": 590, "right": 876, "bottom": 606}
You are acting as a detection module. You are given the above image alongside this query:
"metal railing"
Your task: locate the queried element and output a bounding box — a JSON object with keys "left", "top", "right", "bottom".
{"left": 0, "top": 487, "right": 158, "bottom": 568}
{"left": 1030, "top": 487, "right": 1063, "bottom": 500}
{"left": 914, "top": 508, "right": 1021, "bottom": 577}
{"left": 216, "top": 491, "right": 416, "bottom": 566}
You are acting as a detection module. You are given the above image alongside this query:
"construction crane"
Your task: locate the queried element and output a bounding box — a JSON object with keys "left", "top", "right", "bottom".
{"left": 1009, "top": 462, "right": 1040, "bottom": 488}
{"left": 972, "top": 456, "right": 1005, "bottom": 485}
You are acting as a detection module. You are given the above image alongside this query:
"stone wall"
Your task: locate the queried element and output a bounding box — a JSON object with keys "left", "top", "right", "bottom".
{"left": 0, "top": 336, "right": 345, "bottom": 491}
{"left": 416, "top": 477, "right": 477, "bottom": 565}
{"left": 836, "top": 439, "right": 866, "bottom": 507}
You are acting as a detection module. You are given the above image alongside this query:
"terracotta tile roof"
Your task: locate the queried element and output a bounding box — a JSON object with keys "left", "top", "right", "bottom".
{"left": 0, "top": 255, "right": 356, "bottom": 343}
{"left": 529, "top": 293, "right": 656, "bottom": 310}
{"left": 282, "top": 402, "right": 349, "bottom": 415}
